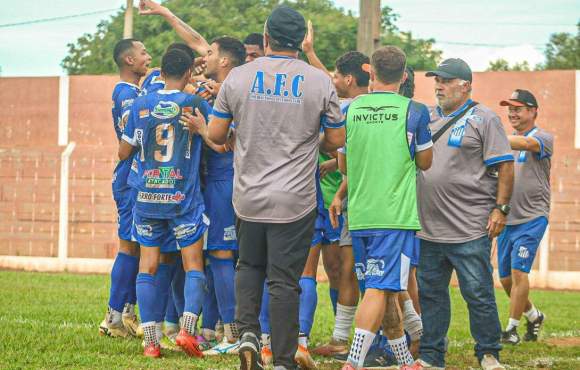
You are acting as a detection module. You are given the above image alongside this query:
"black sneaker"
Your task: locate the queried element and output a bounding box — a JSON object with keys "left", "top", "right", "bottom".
{"left": 501, "top": 327, "right": 520, "bottom": 345}
{"left": 239, "top": 332, "right": 264, "bottom": 370}
{"left": 363, "top": 349, "right": 397, "bottom": 369}
{"left": 523, "top": 312, "right": 545, "bottom": 342}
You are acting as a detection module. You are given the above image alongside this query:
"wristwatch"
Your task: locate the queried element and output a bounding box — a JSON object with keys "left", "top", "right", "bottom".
{"left": 495, "top": 204, "right": 511, "bottom": 215}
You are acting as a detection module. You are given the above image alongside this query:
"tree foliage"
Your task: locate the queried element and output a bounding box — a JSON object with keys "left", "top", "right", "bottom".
{"left": 61, "top": 0, "right": 441, "bottom": 74}
{"left": 540, "top": 21, "right": 579, "bottom": 70}
{"left": 487, "top": 58, "right": 531, "bottom": 72}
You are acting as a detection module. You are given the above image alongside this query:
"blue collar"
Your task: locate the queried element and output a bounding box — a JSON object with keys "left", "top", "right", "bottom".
{"left": 515, "top": 126, "right": 537, "bottom": 136}
{"left": 436, "top": 99, "right": 473, "bottom": 118}
{"left": 266, "top": 55, "right": 295, "bottom": 60}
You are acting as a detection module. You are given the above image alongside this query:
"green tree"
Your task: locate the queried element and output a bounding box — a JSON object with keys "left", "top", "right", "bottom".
{"left": 487, "top": 58, "right": 531, "bottom": 71}
{"left": 540, "top": 21, "right": 579, "bottom": 70}
{"left": 62, "top": 0, "right": 441, "bottom": 74}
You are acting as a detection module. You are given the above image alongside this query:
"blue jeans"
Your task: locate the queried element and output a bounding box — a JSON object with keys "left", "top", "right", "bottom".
{"left": 417, "top": 236, "right": 501, "bottom": 367}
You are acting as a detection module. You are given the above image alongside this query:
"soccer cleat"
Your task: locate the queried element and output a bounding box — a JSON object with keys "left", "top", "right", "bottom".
{"left": 295, "top": 344, "right": 317, "bottom": 369}
{"left": 122, "top": 313, "right": 140, "bottom": 337}
{"left": 408, "top": 359, "right": 445, "bottom": 370}
{"left": 216, "top": 320, "right": 225, "bottom": 342}
{"left": 175, "top": 329, "right": 204, "bottom": 358}
{"left": 99, "top": 316, "right": 128, "bottom": 338}
{"left": 362, "top": 350, "right": 397, "bottom": 369}
{"left": 480, "top": 354, "right": 505, "bottom": 370}
{"left": 312, "top": 337, "right": 349, "bottom": 357}
{"left": 197, "top": 335, "right": 219, "bottom": 352}
{"left": 523, "top": 312, "right": 545, "bottom": 342}
{"left": 143, "top": 343, "right": 161, "bottom": 358}
{"left": 341, "top": 363, "right": 365, "bottom": 370}
{"left": 501, "top": 327, "right": 520, "bottom": 345}
{"left": 261, "top": 345, "right": 273, "bottom": 366}
{"left": 203, "top": 338, "right": 241, "bottom": 356}
{"left": 239, "top": 332, "right": 264, "bottom": 370}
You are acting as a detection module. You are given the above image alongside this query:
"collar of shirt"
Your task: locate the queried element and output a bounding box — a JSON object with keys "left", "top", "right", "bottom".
{"left": 265, "top": 54, "right": 296, "bottom": 59}
{"left": 371, "top": 90, "right": 397, "bottom": 94}
{"left": 157, "top": 89, "right": 180, "bottom": 94}
{"left": 436, "top": 98, "right": 474, "bottom": 118}
{"left": 514, "top": 126, "right": 538, "bottom": 136}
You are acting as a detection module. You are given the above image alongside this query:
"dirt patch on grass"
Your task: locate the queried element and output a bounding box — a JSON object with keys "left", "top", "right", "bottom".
{"left": 545, "top": 337, "right": 580, "bottom": 347}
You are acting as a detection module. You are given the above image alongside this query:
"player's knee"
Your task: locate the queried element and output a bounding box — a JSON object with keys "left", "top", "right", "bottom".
{"left": 511, "top": 269, "right": 529, "bottom": 284}
{"left": 119, "top": 240, "right": 139, "bottom": 256}
{"left": 159, "top": 252, "right": 177, "bottom": 264}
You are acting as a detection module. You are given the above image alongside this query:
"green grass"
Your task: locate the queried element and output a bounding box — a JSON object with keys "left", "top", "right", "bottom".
{"left": 0, "top": 271, "right": 579, "bottom": 369}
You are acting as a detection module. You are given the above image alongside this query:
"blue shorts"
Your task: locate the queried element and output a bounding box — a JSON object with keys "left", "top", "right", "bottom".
{"left": 113, "top": 188, "right": 136, "bottom": 242}
{"left": 410, "top": 237, "right": 420, "bottom": 267}
{"left": 204, "top": 180, "right": 237, "bottom": 250}
{"left": 351, "top": 229, "right": 414, "bottom": 292}
{"left": 311, "top": 208, "right": 343, "bottom": 247}
{"left": 133, "top": 208, "right": 209, "bottom": 251}
{"left": 497, "top": 216, "right": 548, "bottom": 278}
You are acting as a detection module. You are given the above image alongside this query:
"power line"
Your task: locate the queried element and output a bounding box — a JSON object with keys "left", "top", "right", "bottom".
{"left": 436, "top": 40, "right": 546, "bottom": 49}
{"left": 398, "top": 19, "right": 577, "bottom": 27}
{"left": 0, "top": 8, "right": 120, "bottom": 29}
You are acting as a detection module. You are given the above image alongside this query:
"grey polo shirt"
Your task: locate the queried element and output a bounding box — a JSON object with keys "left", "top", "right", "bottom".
{"left": 508, "top": 127, "right": 553, "bottom": 225}
{"left": 213, "top": 55, "right": 344, "bottom": 223}
{"left": 417, "top": 100, "right": 514, "bottom": 243}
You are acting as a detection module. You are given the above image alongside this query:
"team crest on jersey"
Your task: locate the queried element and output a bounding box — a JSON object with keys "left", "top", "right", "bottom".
{"left": 518, "top": 246, "right": 530, "bottom": 259}
{"left": 354, "top": 262, "right": 366, "bottom": 281}
{"left": 174, "top": 223, "right": 198, "bottom": 239}
{"left": 122, "top": 99, "right": 134, "bottom": 108}
{"left": 152, "top": 101, "right": 180, "bottom": 119}
{"left": 135, "top": 224, "right": 153, "bottom": 237}
{"left": 137, "top": 191, "right": 186, "bottom": 204}
{"left": 143, "top": 166, "right": 184, "bottom": 189}
{"left": 366, "top": 259, "right": 386, "bottom": 277}
{"left": 139, "top": 109, "right": 150, "bottom": 118}
{"left": 223, "top": 225, "right": 237, "bottom": 241}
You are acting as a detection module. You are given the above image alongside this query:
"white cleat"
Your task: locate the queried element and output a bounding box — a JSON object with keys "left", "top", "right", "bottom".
{"left": 203, "top": 338, "right": 241, "bottom": 356}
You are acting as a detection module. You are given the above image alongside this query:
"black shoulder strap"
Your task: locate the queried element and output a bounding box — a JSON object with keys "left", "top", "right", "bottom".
{"left": 432, "top": 101, "right": 478, "bottom": 143}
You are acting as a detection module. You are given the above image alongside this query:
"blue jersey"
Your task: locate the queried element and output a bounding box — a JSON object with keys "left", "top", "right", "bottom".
{"left": 112, "top": 82, "right": 140, "bottom": 192}
{"left": 123, "top": 90, "right": 211, "bottom": 219}
{"left": 205, "top": 107, "right": 234, "bottom": 182}
{"left": 406, "top": 100, "right": 432, "bottom": 160}
{"left": 140, "top": 69, "right": 165, "bottom": 96}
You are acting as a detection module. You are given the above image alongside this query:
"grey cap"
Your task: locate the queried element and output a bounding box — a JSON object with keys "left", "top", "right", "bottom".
{"left": 426, "top": 58, "right": 472, "bottom": 82}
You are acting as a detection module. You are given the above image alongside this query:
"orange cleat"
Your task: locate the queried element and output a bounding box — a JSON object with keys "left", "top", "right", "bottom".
{"left": 295, "top": 344, "right": 317, "bottom": 369}
{"left": 143, "top": 343, "right": 161, "bottom": 358}
{"left": 175, "top": 329, "right": 204, "bottom": 358}
{"left": 261, "top": 345, "right": 273, "bottom": 366}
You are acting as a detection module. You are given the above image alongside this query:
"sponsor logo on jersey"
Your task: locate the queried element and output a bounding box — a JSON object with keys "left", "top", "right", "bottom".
{"left": 135, "top": 224, "right": 153, "bottom": 237}
{"left": 223, "top": 225, "right": 237, "bottom": 241}
{"left": 173, "top": 223, "right": 198, "bottom": 239}
{"left": 122, "top": 99, "right": 134, "bottom": 108}
{"left": 137, "top": 191, "right": 186, "bottom": 204}
{"left": 365, "top": 258, "right": 386, "bottom": 277}
{"left": 518, "top": 246, "right": 530, "bottom": 259}
{"left": 143, "top": 166, "right": 184, "bottom": 188}
{"left": 139, "top": 109, "right": 150, "bottom": 118}
{"left": 352, "top": 106, "right": 399, "bottom": 124}
{"left": 152, "top": 101, "right": 180, "bottom": 119}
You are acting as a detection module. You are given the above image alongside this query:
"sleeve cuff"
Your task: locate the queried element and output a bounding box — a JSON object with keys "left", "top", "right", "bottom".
{"left": 322, "top": 119, "right": 346, "bottom": 129}
{"left": 337, "top": 146, "right": 346, "bottom": 154}
{"left": 121, "top": 134, "right": 138, "bottom": 146}
{"left": 416, "top": 140, "right": 433, "bottom": 152}
{"left": 531, "top": 136, "right": 550, "bottom": 160}
{"left": 484, "top": 154, "right": 514, "bottom": 166}
{"left": 212, "top": 109, "right": 233, "bottom": 119}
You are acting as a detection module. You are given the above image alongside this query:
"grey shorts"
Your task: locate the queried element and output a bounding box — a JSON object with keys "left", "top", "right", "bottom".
{"left": 339, "top": 210, "right": 352, "bottom": 247}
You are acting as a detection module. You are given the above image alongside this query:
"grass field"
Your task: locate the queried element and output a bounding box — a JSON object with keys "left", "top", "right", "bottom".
{"left": 0, "top": 271, "right": 579, "bottom": 369}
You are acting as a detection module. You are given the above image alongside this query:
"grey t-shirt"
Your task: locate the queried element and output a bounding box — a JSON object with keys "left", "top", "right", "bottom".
{"left": 508, "top": 127, "right": 553, "bottom": 225}
{"left": 213, "top": 55, "right": 344, "bottom": 223}
{"left": 417, "top": 101, "right": 514, "bottom": 243}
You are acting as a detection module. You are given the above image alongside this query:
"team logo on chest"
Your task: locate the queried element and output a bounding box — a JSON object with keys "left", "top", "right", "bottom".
{"left": 152, "top": 101, "right": 180, "bottom": 119}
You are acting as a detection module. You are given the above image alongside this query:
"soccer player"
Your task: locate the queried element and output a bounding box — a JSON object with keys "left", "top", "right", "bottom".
{"left": 339, "top": 46, "right": 433, "bottom": 370}
{"left": 99, "top": 38, "right": 151, "bottom": 339}
{"left": 497, "top": 90, "right": 552, "bottom": 344}
{"left": 118, "top": 48, "right": 210, "bottom": 358}
{"left": 243, "top": 33, "right": 265, "bottom": 62}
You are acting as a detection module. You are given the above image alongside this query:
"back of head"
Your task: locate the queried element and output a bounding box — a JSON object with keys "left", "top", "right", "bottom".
{"left": 371, "top": 46, "right": 406, "bottom": 85}
{"left": 335, "top": 51, "right": 370, "bottom": 87}
{"left": 244, "top": 33, "right": 264, "bottom": 51}
{"left": 399, "top": 66, "right": 415, "bottom": 98}
{"left": 113, "top": 38, "right": 139, "bottom": 68}
{"left": 212, "top": 36, "right": 246, "bottom": 68}
{"left": 161, "top": 49, "right": 193, "bottom": 80}
{"left": 166, "top": 42, "right": 196, "bottom": 62}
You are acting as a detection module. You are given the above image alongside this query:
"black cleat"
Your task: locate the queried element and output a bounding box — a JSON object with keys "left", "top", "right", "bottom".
{"left": 501, "top": 327, "right": 521, "bottom": 345}
{"left": 239, "top": 332, "right": 264, "bottom": 370}
{"left": 524, "top": 312, "right": 545, "bottom": 342}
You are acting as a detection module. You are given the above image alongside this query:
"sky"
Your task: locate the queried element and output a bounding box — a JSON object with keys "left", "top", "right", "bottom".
{"left": 0, "top": 0, "right": 577, "bottom": 76}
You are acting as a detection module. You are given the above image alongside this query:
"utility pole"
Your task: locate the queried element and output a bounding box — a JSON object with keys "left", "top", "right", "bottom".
{"left": 357, "top": 0, "right": 381, "bottom": 57}
{"left": 123, "top": 0, "right": 134, "bottom": 39}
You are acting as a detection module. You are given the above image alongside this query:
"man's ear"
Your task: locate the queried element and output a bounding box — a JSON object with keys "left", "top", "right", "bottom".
{"left": 345, "top": 75, "right": 353, "bottom": 87}
{"left": 401, "top": 70, "right": 408, "bottom": 85}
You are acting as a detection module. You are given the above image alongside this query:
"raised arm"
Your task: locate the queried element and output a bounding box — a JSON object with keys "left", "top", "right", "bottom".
{"left": 301, "top": 20, "right": 331, "bottom": 77}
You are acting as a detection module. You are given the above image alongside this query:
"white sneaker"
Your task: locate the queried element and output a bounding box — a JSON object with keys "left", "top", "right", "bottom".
{"left": 480, "top": 354, "right": 505, "bottom": 370}
{"left": 203, "top": 338, "right": 240, "bottom": 356}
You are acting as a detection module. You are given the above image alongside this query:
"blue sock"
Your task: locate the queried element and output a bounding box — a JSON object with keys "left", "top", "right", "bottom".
{"left": 201, "top": 263, "right": 219, "bottom": 329}
{"left": 329, "top": 287, "right": 339, "bottom": 316}
{"left": 209, "top": 255, "right": 236, "bottom": 324}
{"left": 259, "top": 280, "right": 270, "bottom": 334}
{"left": 171, "top": 258, "right": 185, "bottom": 318}
{"left": 153, "top": 263, "right": 173, "bottom": 322}
{"left": 184, "top": 270, "right": 206, "bottom": 316}
{"left": 136, "top": 273, "right": 156, "bottom": 323}
{"left": 299, "top": 277, "right": 318, "bottom": 336}
{"left": 165, "top": 291, "right": 179, "bottom": 324}
{"left": 108, "top": 252, "right": 139, "bottom": 311}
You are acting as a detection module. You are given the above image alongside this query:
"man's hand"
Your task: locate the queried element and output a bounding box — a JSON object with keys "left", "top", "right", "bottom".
{"left": 138, "top": 0, "right": 167, "bottom": 16}
{"left": 301, "top": 20, "right": 314, "bottom": 54}
{"left": 328, "top": 195, "right": 343, "bottom": 229}
{"left": 319, "top": 158, "right": 337, "bottom": 178}
{"left": 206, "top": 81, "right": 222, "bottom": 97}
{"left": 193, "top": 57, "right": 206, "bottom": 76}
{"left": 487, "top": 208, "right": 507, "bottom": 239}
{"left": 180, "top": 109, "right": 207, "bottom": 137}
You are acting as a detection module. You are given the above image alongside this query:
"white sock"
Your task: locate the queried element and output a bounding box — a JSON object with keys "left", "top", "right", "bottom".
{"left": 107, "top": 307, "right": 123, "bottom": 326}
{"left": 142, "top": 321, "right": 159, "bottom": 346}
{"left": 506, "top": 318, "right": 520, "bottom": 331}
{"left": 182, "top": 312, "right": 199, "bottom": 336}
{"left": 333, "top": 304, "right": 357, "bottom": 342}
{"left": 347, "top": 328, "right": 376, "bottom": 368}
{"left": 388, "top": 335, "right": 414, "bottom": 366}
{"left": 224, "top": 322, "right": 239, "bottom": 342}
{"left": 523, "top": 305, "right": 540, "bottom": 322}
{"left": 202, "top": 328, "right": 216, "bottom": 341}
{"left": 298, "top": 334, "right": 308, "bottom": 348}
{"left": 402, "top": 299, "right": 423, "bottom": 341}
{"left": 261, "top": 333, "right": 271, "bottom": 348}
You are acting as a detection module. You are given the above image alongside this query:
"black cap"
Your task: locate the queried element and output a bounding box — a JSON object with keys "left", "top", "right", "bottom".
{"left": 500, "top": 89, "right": 538, "bottom": 108}
{"left": 266, "top": 5, "right": 306, "bottom": 51}
{"left": 426, "top": 58, "right": 472, "bottom": 82}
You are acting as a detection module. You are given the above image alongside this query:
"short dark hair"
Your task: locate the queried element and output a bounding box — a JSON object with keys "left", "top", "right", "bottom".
{"left": 113, "top": 38, "right": 139, "bottom": 67}
{"left": 399, "top": 66, "right": 415, "bottom": 98}
{"left": 161, "top": 49, "right": 193, "bottom": 79}
{"left": 335, "top": 51, "right": 370, "bottom": 87}
{"left": 265, "top": 26, "right": 296, "bottom": 53}
{"left": 211, "top": 36, "right": 246, "bottom": 68}
{"left": 166, "top": 42, "right": 196, "bottom": 61}
{"left": 371, "top": 46, "right": 406, "bottom": 84}
{"left": 243, "top": 33, "right": 264, "bottom": 50}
